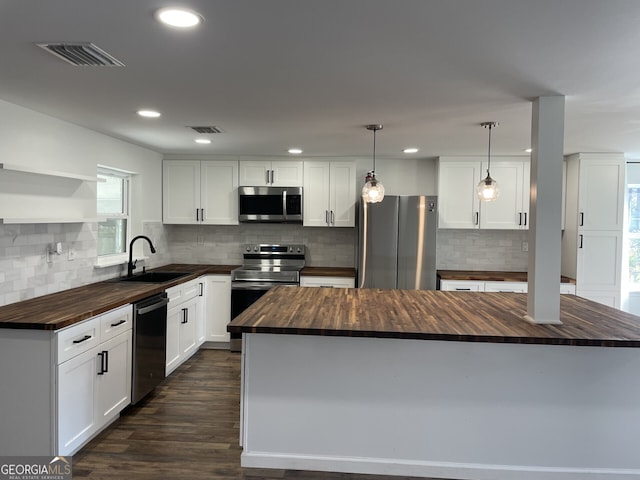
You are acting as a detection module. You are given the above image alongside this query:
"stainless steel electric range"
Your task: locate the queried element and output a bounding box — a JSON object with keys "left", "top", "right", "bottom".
{"left": 229, "top": 244, "right": 305, "bottom": 351}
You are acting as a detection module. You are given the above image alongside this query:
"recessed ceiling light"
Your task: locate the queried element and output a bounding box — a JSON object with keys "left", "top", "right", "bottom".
{"left": 195, "top": 138, "right": 211, "bottom": 144}
{"left": 155, "top": 8, "right": 204, "bottom": 28}
{"left": 403, "top": 148, "right": 419, "bottom": 154}
{"left": 137, "top": 110, "right": 161, "bottom": 118}
{"left": 524, "top": 148, "right": 533, "bottom": 153}
{"left": 288, "top": 148, "right": 303, "bottom": 154}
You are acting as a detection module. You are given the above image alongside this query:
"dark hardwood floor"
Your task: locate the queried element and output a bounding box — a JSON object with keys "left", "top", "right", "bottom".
{"left": 73, "top": 349, "right": 437, "bottom": 480}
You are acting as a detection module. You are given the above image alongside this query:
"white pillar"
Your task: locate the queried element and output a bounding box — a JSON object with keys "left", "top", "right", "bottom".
{"left": 525, "top": 96, "right": 565, "bottom": 325}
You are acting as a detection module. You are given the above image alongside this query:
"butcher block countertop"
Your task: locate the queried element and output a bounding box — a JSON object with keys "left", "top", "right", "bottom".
{"left": 300, "top": 266, "right": 356, "bottom": 277}
{"left": 228, "top": 287, "right": 640, "bottom": 347}
{"left": 0, "top": 264, "right": 238, "bottom": 331}
{"left": 438, "top": 270, "right": 576, "bottom": 284}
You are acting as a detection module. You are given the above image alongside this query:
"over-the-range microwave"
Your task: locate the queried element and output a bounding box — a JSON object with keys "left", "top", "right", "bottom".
{"left": 238, "top": 186, "right": 303, "bottom": 223}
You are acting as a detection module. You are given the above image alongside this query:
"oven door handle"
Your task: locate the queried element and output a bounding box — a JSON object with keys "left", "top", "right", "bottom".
{"left": 232, "top": 282, "right": 297, "bottom": 290}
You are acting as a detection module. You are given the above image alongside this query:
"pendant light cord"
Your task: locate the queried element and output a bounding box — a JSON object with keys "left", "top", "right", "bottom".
{"left": 372, "top": 128, "right": 377, "bottom": 173}
{"left": 486, "top": 123, "right": 492, "bottom": 176}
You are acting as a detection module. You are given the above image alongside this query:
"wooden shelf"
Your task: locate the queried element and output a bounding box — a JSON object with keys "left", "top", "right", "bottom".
{"left": 0, "top": 218, "right": 101, "bottom": 225}
{"left": 0, "top": 163, "right": 100, "bottom": 182}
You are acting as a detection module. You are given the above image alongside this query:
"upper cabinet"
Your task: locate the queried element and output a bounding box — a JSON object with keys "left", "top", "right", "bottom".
{"left": 0, "top": 163, "right": 99, "bottom": 224}
{"left": 163, "top": 159, "right": 238, "bottom": 225}
{"left": 303, "top": 160, "right": 356, "bottom": 227}
{"left": 437, "top": 157, "right": 530, "bottom": 230}
{"left": 239, "top": 160, "right": 303, "bottom": 186}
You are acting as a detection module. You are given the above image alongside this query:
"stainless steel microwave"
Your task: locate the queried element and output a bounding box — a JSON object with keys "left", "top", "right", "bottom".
{"left": 238, "top": 186, "right": 303, "bottom": 223}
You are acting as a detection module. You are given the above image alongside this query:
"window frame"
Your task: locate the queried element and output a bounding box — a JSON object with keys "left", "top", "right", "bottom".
{"left": 96, "top": 166, "right": 132, "bottom": 265}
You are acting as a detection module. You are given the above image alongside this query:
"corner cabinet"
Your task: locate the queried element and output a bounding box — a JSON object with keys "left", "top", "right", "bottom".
{"left": 239, "top": 160, "right": 303, "bottom": 186}
{"left": 0, "top": 304, "right": 132, "bottom": 456}
{"left": 303, "top": 160, "right": 356, "bottom": 227}
{"left": 204, "top": 275, "right": 231, "bottom": 343}
{"left": 562, "top": 153, "right": 625, "bottom": 307}
{"left": 437, "top": 157, "right": 530, "bottom": 230}
{"left": 163, "top": 159, "right": 239, "bottom": 225}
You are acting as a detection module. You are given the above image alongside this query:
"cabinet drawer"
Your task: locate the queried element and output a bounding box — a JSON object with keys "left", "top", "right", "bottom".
{"left": 100, "top": 304, "right": 132, "bottom": 342}
{"left": 484, "top": 281, "right": 527, "bottom": 293}
{"left": 57, "top": 316, "right": 101, "bottom": 364}
{"left": 300, "top": 276, "right": 355, "bottom": 288}
{"left": 560, "top": 283, "right": 576, "bottom": 295}
{"left": 439, "top": 280, "right": 485, "bottom": 292}
{"left": 166, "top": 278, "right": 202, "bottom": 304}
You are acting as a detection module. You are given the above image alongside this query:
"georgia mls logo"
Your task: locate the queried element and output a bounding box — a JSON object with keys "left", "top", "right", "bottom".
{"left": 0, "top": 456, "right": 72, "bottom": 480}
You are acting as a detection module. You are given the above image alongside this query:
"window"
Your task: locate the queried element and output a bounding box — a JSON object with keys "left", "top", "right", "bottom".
{"left": 97, "top": 168, "right": 130, "bottom": 259}
{"left": 627, "top": 163, "right": 640, "bottom": 289}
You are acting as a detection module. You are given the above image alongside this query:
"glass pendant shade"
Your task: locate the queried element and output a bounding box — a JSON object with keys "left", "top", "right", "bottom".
{"left": 362, "top": 171, "right": 385, "bottom": 203}
{"left": 477, "top": 174, "right": 499, "bottom": 202}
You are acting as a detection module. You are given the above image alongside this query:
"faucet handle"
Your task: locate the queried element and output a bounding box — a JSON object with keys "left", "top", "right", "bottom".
{"left": 132, "top": 259, "right": 137, "bottom": 271}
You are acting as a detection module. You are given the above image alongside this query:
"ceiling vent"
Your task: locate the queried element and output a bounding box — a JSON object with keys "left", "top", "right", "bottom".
{"left": 36, "top": 42, "right": 125, "bottom": 67}
{"left": 188, "top": 126, "right": 224, "bottom": 134}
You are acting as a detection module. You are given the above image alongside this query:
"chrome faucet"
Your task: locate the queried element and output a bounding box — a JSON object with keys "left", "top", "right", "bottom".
{"left": 127, "top": 235, "right": 157, "bottom": 277}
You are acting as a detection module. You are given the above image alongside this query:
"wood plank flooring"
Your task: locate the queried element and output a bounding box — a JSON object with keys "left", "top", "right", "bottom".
{"left": 73, "top": 349, "right": 436, "bottom": 480}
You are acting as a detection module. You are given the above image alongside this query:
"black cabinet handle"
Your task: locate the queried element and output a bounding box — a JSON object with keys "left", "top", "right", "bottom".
{"left": 200, "top": 208, "right": 204, "bottom": 221}
{"left": 73, "top": 335, "right": 91, "bottom": 344}
{"left": 579, "top": 234, "right": 583, "bottom": 249}
{"left": 579, "top": 212, "right": 584, "bottom": 226}
{"left": 524, "top": 212, "right": 527, "bottom": 226}
{"left": 182, "top": 308, "right": 188, "bottom": 324}
{"left": 331, "top": 210, "right": 335, "bottom": 225}
{"left": 518, "top": 213, "right": 522, "bottom": 226}
{"left": 475, "top": 212, "right": 479, "bottom": 225}
{"left": 455, "top": 288, "right": 472, "bottom": 291}
{"left": 199, "top": 282, "right": 204, "bottom": 297}
{"left": 97, "top": 352, "right": 104, "bottom": 375}
{"left": 110, "top": 319, "right": 126, "bottom": 327}
{"left": 97, "top": 351, "right": 108, "bottom": 375}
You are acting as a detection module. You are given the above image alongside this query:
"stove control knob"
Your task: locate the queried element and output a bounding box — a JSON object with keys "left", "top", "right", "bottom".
{"left": 289, "top": 246, "right": 293, "bottom": 252}
{"left": 245, "top": 246, "right": 251, "bottom": 252}
{"left": 297, "top": 248, "right": 302, "bottom": 253}
{"left": 254, "top": 246, "right": 259, "bottom": 252}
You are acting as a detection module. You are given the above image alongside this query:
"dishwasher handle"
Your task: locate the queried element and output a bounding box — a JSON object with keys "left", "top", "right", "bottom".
{"left": 135, "top": 295, "right": 169, "bottom": 315}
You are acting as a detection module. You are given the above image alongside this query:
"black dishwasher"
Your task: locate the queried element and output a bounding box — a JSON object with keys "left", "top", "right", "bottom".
{"left": 132, "top": 293, "right": 168, "bottom": 404}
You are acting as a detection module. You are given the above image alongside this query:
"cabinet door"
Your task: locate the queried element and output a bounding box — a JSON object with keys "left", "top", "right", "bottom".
{"left": 329, "top": 162, "right": 356, "bottom": 227}
{"left": 166, "top": 306, "right": 182, "bottom": 376}
{"left": 303, "top": 161, "right": 331, "bottom": 227}
{"left": 201, "top": 161, "right": 239, "bottom": 225}
{"left": 179, "top": 297, "right": 199, "bottom": 360}
{"left": 205, "top": 275, "right": 231, "bottom": 342}
{"left": 57, "top": 347, "right": 99, "bottom": 456}
{"left": 239, "top": 161, "right": 270, "bottom": 186}
{"left": 271, "top": 161, "right": 303, "bottom": 186}
{"left": 576, "top": 231, "right": 622, "bottom": 293}
{"left": 163, "top": 160, "right": 201, "bottom": 224}
{"left": 578, "top": 158, "right": 625, "bottom": 231}
{"left": 481, "top": 161, "right": 526, "bottom": 230}
{"left": 96, "top": 330, "right": 132, "bottom": 424}
{"left": 438, "top": 160, "right": 481, "bottom": 229}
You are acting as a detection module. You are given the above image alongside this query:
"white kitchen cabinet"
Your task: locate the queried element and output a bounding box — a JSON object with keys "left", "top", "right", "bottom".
{"left": 303, "top": 160, "right": 356, "bottom": 227}
{"left": 165, "top": 278, "right": 204, "bottom": 376}
{"left": 439, "top": 280, "right": 485, "bottom": 291}
{"left": 239, "top": 160, "right": 303, "bottom": 186}
{"left": 204, "top": 275, "right": 231, "bottom": 343}
{"left": 437, "top": 157, "right": 530, "bottom": 230}
{"left": 562, "top": 153, "right": 625, "bottom": 308}
{"left": 163, "top": 159, "right": 238, "bottom": 225}
{"left": 300, "top": 275, "right": 355, "bottom": 288}
{"left": 57, "top": 304, "right": 132, "bottom": 456}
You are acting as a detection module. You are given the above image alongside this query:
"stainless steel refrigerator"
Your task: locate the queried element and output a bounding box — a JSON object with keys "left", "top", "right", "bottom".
{"left": 357, "top": 195, "right": 437, "bottom": 289}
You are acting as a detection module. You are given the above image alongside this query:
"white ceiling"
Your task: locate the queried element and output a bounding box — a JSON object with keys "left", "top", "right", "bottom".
{"left": 1, "top": 0, "right": 640, "bottom": 159}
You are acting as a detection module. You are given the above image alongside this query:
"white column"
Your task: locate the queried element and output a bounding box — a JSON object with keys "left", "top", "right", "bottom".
{"left": 525, "top": 96, "right": 565, "bottom": 324}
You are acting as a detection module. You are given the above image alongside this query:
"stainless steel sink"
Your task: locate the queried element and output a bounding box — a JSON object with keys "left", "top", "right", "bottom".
{"left": 114, "top": 271, "right": 191, "bottom": 283}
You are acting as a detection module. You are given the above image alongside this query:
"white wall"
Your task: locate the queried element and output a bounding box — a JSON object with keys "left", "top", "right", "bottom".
{"left": 356, "top": 156, "right": 437, "bottom": 196}
{"left": 0, "top": 99, "right": 163, "bottom": 306}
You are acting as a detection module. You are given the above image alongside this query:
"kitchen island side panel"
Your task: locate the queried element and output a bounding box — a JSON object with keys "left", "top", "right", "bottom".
{"left": 241, "top": 333, "right": 640, "bottom": 480}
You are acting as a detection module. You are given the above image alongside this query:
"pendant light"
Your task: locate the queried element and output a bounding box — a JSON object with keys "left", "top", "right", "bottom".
{"left": 362, "top": 124, "right": 385, "bottom": 203}
{"left": 477, "top": 121, "right": 500, "bottom": 202}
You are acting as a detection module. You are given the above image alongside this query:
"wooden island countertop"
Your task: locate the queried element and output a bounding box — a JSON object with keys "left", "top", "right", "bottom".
{"left": 228, "top": 286, "right": 640, "bottom": 347}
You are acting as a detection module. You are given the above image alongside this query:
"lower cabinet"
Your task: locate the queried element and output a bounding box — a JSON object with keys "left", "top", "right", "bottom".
{"left": 204, "top": 275, "right": 231, "bottom": 343}
{"left": 440, "top": 280, "right": 576, "bottom": 294}
{"left": 166, "top": 278, "right": 205, "bottom": 376}
{"left": 300, "top": 276, "right": 355, "bottom": 288}
{"left": 56, "top": 304, "right": 132, "bottom": 456}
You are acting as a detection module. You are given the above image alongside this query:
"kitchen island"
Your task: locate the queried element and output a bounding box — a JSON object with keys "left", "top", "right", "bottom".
{"left": 228, "top": 287, "right": 640, "bottom": 480}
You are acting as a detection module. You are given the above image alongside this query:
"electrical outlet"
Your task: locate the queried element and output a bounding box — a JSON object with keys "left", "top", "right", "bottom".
{"left": 522, "top": 241, "right": 529, "bottom": 252}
